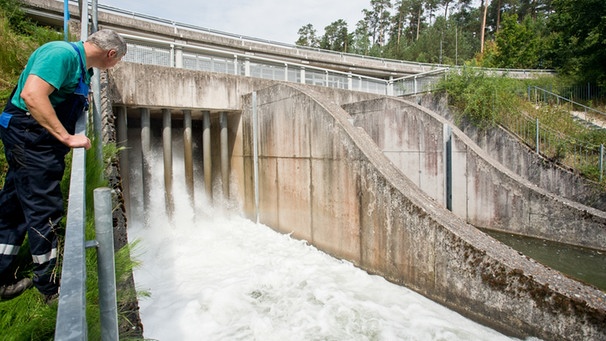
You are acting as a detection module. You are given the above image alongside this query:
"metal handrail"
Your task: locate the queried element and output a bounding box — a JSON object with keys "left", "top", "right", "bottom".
{"left": 55, "top": 2, "right": 119, "bottom": 340}
{"left": 529, "top": 86, "right": 606, "bottom": 119}
{"left": 54, "top": 112, "right": 88, "bottom": 340}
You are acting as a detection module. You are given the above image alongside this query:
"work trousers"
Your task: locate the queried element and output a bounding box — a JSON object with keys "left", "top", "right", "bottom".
{"left": 0, "top": 105, "right": 72, "bottom": 295}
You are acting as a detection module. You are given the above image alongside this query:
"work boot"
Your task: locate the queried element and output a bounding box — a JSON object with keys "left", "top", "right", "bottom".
{"left": 43, "top": 292, "right": 59, "bottom": 305}
{"left": 0, "top": 278, "right": 33, "bottom": 300}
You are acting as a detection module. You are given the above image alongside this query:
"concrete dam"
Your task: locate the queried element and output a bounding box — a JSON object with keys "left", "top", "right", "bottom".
{"left": 107, "top": 62, "right": 606, "bottom": 341}
{"left": 16, "top": 0, "right": 605, "bottom": 338}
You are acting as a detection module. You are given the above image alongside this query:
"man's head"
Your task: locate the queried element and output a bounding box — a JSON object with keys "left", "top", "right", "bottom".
{"left": 85, "top": 29, "right": 127, "bottom": 69}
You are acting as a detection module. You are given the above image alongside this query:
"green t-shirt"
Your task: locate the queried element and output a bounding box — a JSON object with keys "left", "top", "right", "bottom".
{"left": 11, "top": 40, "right": 93, "bottom": 111}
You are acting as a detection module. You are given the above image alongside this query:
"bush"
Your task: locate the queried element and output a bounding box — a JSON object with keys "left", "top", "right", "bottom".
{"left": 439, "top": 67, "right": 524, "bottom": 129}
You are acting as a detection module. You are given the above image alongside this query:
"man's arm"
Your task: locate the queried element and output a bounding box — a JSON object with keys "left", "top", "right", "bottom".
{"left": 20, "top": 75, "right": 91, "bottom": 150}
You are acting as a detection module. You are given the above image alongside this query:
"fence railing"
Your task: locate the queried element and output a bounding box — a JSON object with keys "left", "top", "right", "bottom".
{"left": 502, "top": 88, "right": 606, "bottom": 182}
{"left": 54, "top": 2, "right": 119, "bottom": 340}
{"left": 528, "top": 86, "right": 606, "bottom": 126}
{"left": 120, "top": 33, "right": 445, "bottom": 97}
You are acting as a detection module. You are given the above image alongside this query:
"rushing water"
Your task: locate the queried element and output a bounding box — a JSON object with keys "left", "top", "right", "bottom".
{"left": 125, "top": 148, "right": 543, "bottom": 341}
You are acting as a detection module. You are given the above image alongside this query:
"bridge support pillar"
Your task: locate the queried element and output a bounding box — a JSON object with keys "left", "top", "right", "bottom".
{"left": 183, "top": 110, "right": 194, "bottom": 205}
{"left": 141, "top": 108, "right": 152, "bottom": 219}
{"left": 203, "top": 111, "right": 213, "bottom": 201}
{"left": 220, "top": 112, "right": 229, "bottom": 199}
{"left": 163, "top": 109, "right": 174, "bottom": 217}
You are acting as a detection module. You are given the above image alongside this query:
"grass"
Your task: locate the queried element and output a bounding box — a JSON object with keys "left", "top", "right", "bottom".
{"left": 439, "top": 68, "right": 606, "bottom": 183}
{"left": 0, "top": 1, "right": 142, "bottom": 339}
{"left": 0, "top": 139, "right": 143, "bottom": 340}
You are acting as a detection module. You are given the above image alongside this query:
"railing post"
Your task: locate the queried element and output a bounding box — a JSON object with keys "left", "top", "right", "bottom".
{"left": 444, "top": 124, "right": 452, "bottom": 211}
{"left": 535, "top": 118, "right": 540, "bottom": 154}
{"left": 600, "top": 144, "right": 604, "bottom": 182}
{"left": 94, "top": 187, "right": 119, "bottom": 341}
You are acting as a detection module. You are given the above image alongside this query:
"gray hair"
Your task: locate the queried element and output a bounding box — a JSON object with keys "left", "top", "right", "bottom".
{"left": 86, "top": 29, "right": 127, "bottom": 58}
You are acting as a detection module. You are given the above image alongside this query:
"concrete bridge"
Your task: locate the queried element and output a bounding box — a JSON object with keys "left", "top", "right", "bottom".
{"left": 21, "top": 0, "right": 606, "bottom": 340}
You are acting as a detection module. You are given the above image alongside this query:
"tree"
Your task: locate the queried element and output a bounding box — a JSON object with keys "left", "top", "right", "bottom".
{"left": 351, "top": 20, "right": 372, "bottom": 55}
{"left": 363, "top": 0, "right": 393, "bottom": 46}
{"left": 480, "top": 0, "right": 491, "bottom": 53}
{"left": 492, "top": 13, "right": 544, "bottom": 68}
{"left": 547, "top": 0, "right": 606, "bottom": 86}
{"left": 320, "top": 19, "right": 351, "bottom": 52}
{"left": 296, "top": 24, "right": 319, "bottom": 47}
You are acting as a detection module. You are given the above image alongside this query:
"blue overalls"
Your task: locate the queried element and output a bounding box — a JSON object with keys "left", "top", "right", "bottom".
{"left": 0, "top": 43, "right": 89, "bottom": 295}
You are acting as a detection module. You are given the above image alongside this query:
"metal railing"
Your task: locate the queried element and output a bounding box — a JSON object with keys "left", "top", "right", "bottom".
{"left": 119, "top": 33, "right": 437, "bottom": 97}
{"left": 54, "top": 1, "right": 119, "bottom": 340}
{"left": 528, "top": 86, "right": 606, "bottom": 126}
{"left": 503, "top": 91, "right": 606, "bottom": 182}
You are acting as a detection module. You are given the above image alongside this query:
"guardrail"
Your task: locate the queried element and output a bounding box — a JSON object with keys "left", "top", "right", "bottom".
{"left": 498, "top": 87, "right": 606, "bottom": 182}
{"left": 92, "top": 1, "right": 555, "bottom": 80}
{"left": 120, "top": 33, "right": 446, "bottom": 97}
{"left": 54, "top": 2, "right": 119, "bottom": 340}
{"left": 528, "top": 86, "right": 606, "bottom": 123}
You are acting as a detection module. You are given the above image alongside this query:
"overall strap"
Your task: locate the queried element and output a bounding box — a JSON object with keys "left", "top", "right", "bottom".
{"left": 69, "top": 42, "right": 86, "bottom": 79}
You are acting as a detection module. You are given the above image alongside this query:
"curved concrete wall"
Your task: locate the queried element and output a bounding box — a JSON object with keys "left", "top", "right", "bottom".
{"left": 419, "top": 93, "right": 606, "bottom": 212}
{"left": 344, "top": 97, "right": 606, "bottom": 252}
{"left": 107, "top": 63, "right": 606, "bottom": 340}
{"left": 234, "top": 83, "right": 606, "bottom": 340}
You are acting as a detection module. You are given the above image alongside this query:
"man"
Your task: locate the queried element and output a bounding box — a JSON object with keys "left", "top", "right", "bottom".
{"left": 0, "top": 29, "right": 127, "bottom": 302}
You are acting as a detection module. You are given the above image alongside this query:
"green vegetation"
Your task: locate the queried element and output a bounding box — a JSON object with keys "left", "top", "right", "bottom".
{"left": 0, "top": 1, "right": 141, "bottom": 339}
{"left": 440, "top": 69, "right": 606, "bottom": 182}
{"left": 296, "top": 0, "right": 606, "bottom": 92}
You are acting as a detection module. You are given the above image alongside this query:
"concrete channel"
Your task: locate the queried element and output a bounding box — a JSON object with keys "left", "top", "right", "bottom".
{"left": 107, "top": 62, "right": 606, "bottom": 340}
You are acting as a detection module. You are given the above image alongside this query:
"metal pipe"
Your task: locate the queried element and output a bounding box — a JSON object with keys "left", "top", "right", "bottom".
{"left": 55, "top": 112, "right": 88, "bottom": 340}
{"left": 91, "top": 73, "right": 102, "bottom": 165}
{"left": 534, "top": 118, "right": 540, "bottom": 154}
{"left": 163, "top": 108, "right": 174, "bottom": 216}
{"left": 444, "top": 124, "right": 452, "bottom": 211}
{"left": 203, "top": 111, "right": 212, "bottom": 201}
{"left": 94, "top": 187, "right": 119, "bottom": 341}
{"left": 79, "top": 0, "right": 88, "bottom": 40}
{"left": 91, "top": 0, "right": 98, "bottom": 32}
{"left": 183, "top": 110, "right": 194, "bottom": 204}
{"left": 63, "top": 0, "right": 69, "bottom": 41}
{"left": 141, "top": 108, "right": 151, "bottom": 216}
{"left": 116, "top": 106, "right": 130, "bottom": 221}
{"left": 220, "top": 112, "right": 229, "bottom": 199}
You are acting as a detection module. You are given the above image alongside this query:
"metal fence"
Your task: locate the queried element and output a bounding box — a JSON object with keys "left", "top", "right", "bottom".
{"left": 502, "top": 87, "right": 606, "bottom": 182}
{"left": 120, "top": 35, "right": 445, "bottom": 97}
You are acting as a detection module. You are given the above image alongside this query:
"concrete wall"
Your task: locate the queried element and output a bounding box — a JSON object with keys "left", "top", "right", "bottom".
{"left": 345, "top": 97, "right": 606, "bottom": 252}
{"left": 418, "top": 93, "right": 606, "bottom": 212}
{"left": 107, "top": 62, "right": 606, "bottom": 340}
{"left": 234, "top": 83, "right": 606, "bottom": 340}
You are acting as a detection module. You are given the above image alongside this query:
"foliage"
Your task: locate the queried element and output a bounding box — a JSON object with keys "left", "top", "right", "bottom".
{"left": 546, "top": 0, "right": 606, "bottom": 87}
{"left": 439, "top": 67, "right": 523, "bottom": 128}
{"left": 490, "top": 13, "right": 547, "bottom": 69}
{"left": 0, "top": 1, "right": 141, "bottom": 338}
{"left": 320, "top": 19, "right": 351, "bottom": 52}
{"left": 293, "top": 0, "right": 605, "bottom": 92}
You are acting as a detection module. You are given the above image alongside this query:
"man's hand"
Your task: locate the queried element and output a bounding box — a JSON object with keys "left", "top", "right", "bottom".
{"left": 66, "top": 134, "right": 91, "bottom": 150}
{"left": 21, "top": 75, "right": 86, "bottom": 149}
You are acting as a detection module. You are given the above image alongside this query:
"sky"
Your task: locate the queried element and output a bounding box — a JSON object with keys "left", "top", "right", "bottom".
{"left": 98, "top": 0, "right": 371, "bottom": 44}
